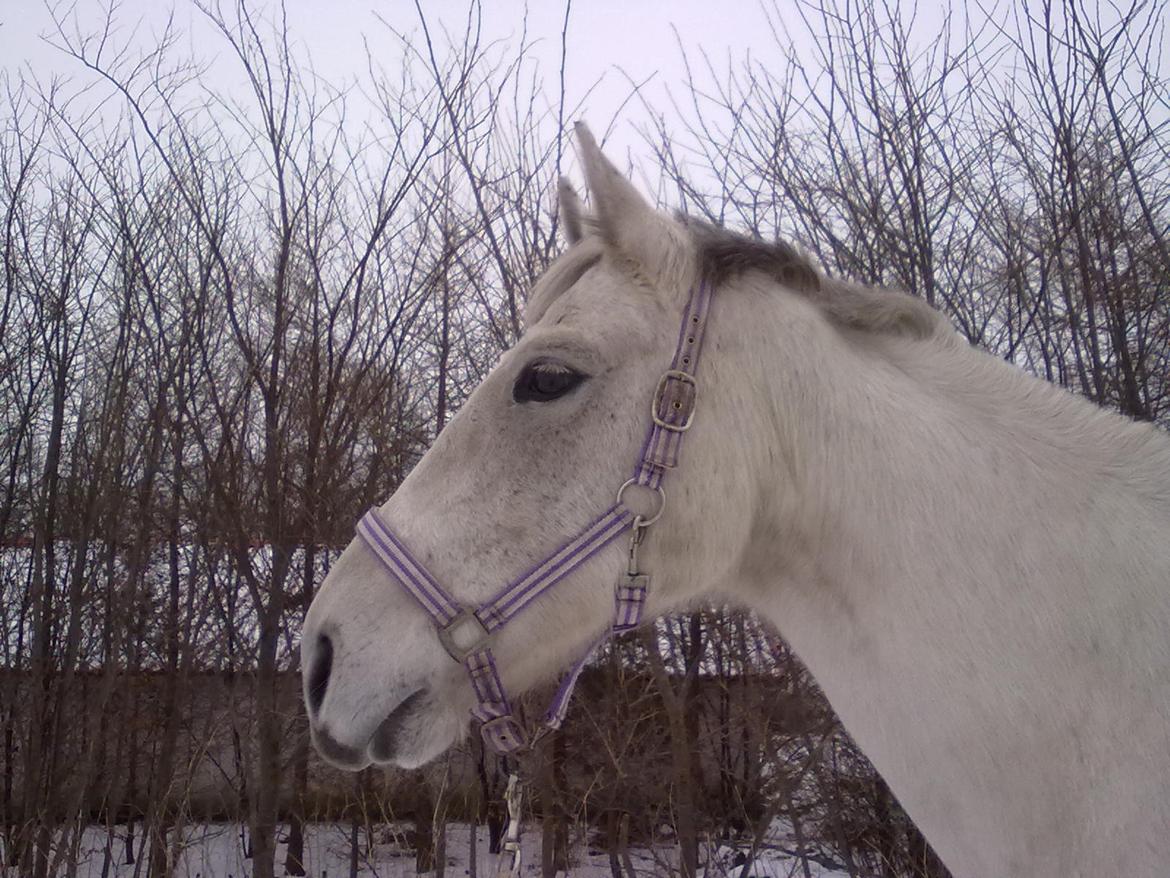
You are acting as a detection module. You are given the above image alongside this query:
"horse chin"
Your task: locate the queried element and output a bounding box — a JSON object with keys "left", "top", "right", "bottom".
{"left": 385, "top": 730, "right": 458, "bottom": 770}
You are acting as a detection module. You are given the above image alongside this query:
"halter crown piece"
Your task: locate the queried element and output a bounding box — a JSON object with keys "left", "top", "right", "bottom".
{"left": 357, "top": 275, "right": 713, "bottom": 755}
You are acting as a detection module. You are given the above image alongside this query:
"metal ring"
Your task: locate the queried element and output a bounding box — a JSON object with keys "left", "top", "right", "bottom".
{"left": 615, "top": 479, "right": 666, "bottom": 527}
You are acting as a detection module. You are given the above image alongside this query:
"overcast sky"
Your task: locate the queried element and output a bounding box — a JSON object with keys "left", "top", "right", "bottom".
{"left": 0, "top": 1, "right": 804, "bottom": 169}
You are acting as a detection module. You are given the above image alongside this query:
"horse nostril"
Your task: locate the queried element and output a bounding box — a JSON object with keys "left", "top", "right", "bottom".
{"left": 307, "top": 633, "right": 333, "bottom": 715}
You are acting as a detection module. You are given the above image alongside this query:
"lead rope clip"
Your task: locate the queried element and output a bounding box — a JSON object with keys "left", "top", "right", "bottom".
{"left": 613, "top": 515, "right": 651, "bottom": 630}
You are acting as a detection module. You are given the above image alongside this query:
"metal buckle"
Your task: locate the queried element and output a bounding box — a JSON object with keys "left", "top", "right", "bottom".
{"left": 651, "top": 370, "right": 697, "bottom": 432}
{"left": 437, "top": 609, "right": 492, "bottom": 662}
{"left": 481, "top": 715, "right": 527, "bottom": 754}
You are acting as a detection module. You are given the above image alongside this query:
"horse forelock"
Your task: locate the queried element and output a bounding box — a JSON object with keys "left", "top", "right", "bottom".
{"left": 685, "top": 217, "right": 822, "bottom": 293}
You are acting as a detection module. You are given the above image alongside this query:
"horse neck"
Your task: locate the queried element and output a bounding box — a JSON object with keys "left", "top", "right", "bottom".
{"left": 719, "top": 284, "right": 1170, "bottom": 874}
{"left": 724, "top": 280, "right": 1170, "bottom": 694}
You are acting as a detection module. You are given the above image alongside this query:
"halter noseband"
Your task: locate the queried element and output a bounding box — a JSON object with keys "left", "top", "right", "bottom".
{"left": 357, "top": 276, "right": 713, "bottom": 754}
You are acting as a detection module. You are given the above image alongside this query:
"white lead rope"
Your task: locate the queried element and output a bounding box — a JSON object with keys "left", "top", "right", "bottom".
{"left": 496, "top": 771, "right": 523, "bottom": 877}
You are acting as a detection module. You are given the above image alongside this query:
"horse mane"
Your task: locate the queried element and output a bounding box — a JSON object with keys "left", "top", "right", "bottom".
{"left": 686, "top": 219, "right": 952, "bottom": 343}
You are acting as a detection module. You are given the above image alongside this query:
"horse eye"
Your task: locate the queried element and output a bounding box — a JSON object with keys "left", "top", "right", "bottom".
{"left": 513, "top": 360, "right": 587, "bottom": 403}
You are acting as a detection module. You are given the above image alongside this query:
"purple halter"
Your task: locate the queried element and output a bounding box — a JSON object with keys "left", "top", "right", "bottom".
{"left": 357, "top": 275, "right": 713, "bottom": 754}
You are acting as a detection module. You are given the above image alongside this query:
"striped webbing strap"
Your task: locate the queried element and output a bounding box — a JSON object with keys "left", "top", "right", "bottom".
{"left": 357, "top": 276, "right": 713, "bottom": 754}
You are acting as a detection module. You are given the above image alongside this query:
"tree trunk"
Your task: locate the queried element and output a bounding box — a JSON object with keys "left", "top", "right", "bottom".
{"left": 250, "top": 595, "right": 286, "bottom": 878}
{"left": 606, "top": 811, "right": 624, "bottom": 878}
{"left": 285, "top": 542, "right": 319, "bottom": 877}
{"left": 415, "top": 786, "right": 436, "bottom": 873}
{"left": 283, "top": 737, "right": 309, "bottom": 876}
{"left": 642, "top": 618, "right": 704, "bottom": 878}
{"left": 540, "top": 732, "right": 569, "bottom": 877}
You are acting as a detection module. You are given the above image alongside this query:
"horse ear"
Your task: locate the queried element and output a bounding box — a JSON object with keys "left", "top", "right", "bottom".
{"left": 558, "top": 178, "right": 586, "bottom": 244}
{"left": 574, "top": 122, "right": 691, "bottom": 292}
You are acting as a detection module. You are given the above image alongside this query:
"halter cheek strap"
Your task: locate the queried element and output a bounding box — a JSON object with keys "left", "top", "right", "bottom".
{"left": 357, "top": 276, "right": 713, "bottom": 754}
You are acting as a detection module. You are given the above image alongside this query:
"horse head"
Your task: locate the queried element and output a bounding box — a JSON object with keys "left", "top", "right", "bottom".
{"left": 300, "top": 125, "right": 767, "bottom": 768}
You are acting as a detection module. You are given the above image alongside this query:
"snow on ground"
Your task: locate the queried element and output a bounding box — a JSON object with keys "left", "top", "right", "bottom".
{"left": 4, "top": 822, "right": 850, "bottom": 877}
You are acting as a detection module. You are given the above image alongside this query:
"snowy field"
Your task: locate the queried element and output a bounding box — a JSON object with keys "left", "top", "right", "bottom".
{"left": 3, "top": 822, "right": 850, "bottom": 877}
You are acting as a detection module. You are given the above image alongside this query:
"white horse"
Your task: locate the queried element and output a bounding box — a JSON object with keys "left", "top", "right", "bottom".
{"left": 302, "top": 124, "right": 1170, "bottom": 878}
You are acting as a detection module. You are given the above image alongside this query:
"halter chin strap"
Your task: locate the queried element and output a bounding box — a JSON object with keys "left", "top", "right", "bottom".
{"left": 358, "top": 276, "right": 713, "bottom": 754}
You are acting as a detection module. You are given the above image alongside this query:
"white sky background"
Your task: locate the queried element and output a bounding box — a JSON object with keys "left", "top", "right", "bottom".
{"left": 0, "top": 0, "right": 788, "bottom": 171}
{"left": 0, "top": 0, "right": 956, "bottom": 190}
{"left": 3, "top": 0, "right": 1153, "bottom": 216}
